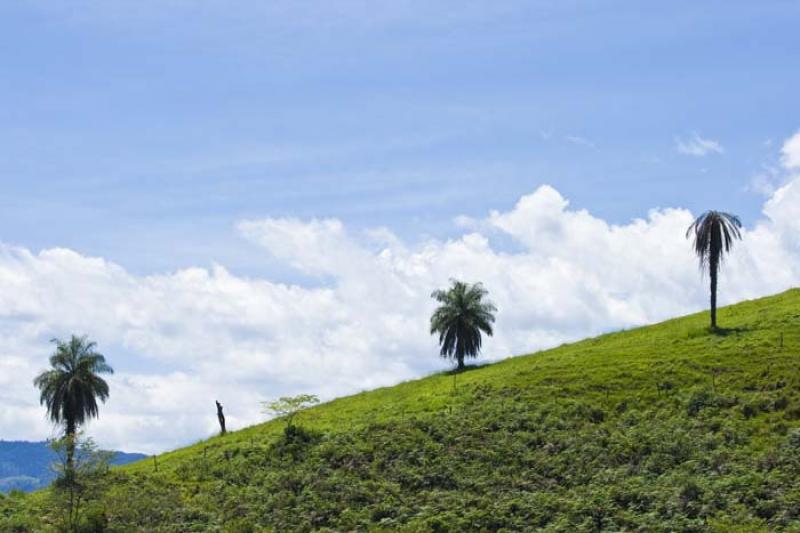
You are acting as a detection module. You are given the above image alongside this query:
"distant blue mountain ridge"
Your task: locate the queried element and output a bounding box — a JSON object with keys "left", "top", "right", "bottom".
{"left": 0, "top": 440, "right": 146, "bottom": 493}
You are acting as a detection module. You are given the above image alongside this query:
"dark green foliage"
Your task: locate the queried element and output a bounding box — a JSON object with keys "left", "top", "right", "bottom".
{"left": 5, "top": 290, "right": 800, "bottom": 531}
{"left": 20, "top": 435, "right": 115, "bottom": 532}
{"left": 430, "top": 280, "right": 497, "bottom": 369}
{"left": 269, "top": 425, "right": 323, "bottom": 461}
{"left": 33, "top": 336, "right": 114, "bottom": 440}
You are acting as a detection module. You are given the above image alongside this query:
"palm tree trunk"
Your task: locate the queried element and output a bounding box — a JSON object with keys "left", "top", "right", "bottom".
{"left": 455, "top": 333, "right": 465, "bottom": 370}
{"left": 710, "top": 268, "right": 718, "bottom": 330}
{"left": 65, "top": 418, "right": 76, "bottom": 476}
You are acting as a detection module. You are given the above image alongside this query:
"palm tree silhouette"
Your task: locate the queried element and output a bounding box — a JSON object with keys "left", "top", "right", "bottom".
{"left": 430, "top": 280, "right": 496, "bottom": 370}
{"left": 686, "top": 210, "right": 742, "bottom": 329}
{"left": 33, "top": 335, "right": 114, "bottom": 470}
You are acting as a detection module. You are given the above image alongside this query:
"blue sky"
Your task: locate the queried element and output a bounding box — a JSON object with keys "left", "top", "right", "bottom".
{"left": 2, "top": 1, "right": 800, "bottom": 452}
{"left": 1, "top": 1, "right": 798, "bottom": 276}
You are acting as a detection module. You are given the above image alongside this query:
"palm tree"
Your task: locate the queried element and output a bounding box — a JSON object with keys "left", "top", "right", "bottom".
{"left": 430, "top": 280, "right": 497, "bottom": 370}
{"left": 33, "top": 335, "right": 113, "bottom": 470}
{"left": 686, "top": 210, "right": 742, "bottom": 329}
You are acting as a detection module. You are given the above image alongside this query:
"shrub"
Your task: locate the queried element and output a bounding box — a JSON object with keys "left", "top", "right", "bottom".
{"left": 687, "top": 390, "right": 714, "bottom": 417}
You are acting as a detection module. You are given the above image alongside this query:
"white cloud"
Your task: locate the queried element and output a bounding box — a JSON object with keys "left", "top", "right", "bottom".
{"left": 675, "top": 133, "right": 724, "bottom": 157}
{"left": 781, "top": 130, "right": 800, "bottom": 169}
{"left": 3, "top": 136, "right": 800, "bottom": 454}
{"left": 564, "top": 135, "right": 598, "bottom": 150}
{"left": 748, "top": 166, "right": 782, "bottom": 196}
{"left": 748, "top": 131, "right": 800, "bottom": 196}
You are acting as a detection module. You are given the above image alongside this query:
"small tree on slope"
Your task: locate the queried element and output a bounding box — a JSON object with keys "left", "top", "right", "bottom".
{"left": 33, "top": 335, "right": 114, "bottom": 473}
{"left": 686, "top": 210, "right": 742, "bottom": 330}
{"left": 430, "top": 280, "right": 496, "bottom": 370}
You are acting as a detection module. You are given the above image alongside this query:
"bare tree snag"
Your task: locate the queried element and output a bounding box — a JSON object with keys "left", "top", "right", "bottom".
{"left": 216, "top": 400, "right": 226, "bottom": 435}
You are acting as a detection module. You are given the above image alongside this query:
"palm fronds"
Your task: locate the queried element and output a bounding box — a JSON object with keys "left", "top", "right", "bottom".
{"left": 430, "top": 280, "right": 496, "bottom": 369}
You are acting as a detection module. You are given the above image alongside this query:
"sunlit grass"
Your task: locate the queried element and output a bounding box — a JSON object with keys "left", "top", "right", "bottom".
{"left": 5, "top": 289, "right": 800, "bottom": 531}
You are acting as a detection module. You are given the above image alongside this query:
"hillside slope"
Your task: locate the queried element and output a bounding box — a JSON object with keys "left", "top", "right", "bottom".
{"left": 3, "top": 289, "right": 800, "bottom": 531}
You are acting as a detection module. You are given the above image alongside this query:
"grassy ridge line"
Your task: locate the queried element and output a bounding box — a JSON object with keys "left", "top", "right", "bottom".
{"left": 125, "top": 288, "right": 800, "bottom": 475}
{"left": 5, "top": 288, "right": 800, "bottom": 531}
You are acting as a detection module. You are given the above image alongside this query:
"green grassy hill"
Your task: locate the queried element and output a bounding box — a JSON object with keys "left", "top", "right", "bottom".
{"left": 4, "top": 290, "right": 800, "bottom": 531}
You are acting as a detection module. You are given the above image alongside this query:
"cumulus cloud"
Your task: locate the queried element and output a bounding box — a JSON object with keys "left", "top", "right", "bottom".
{"left": 676, "top": 133, "right": 724, "bottom": 157}
{"left": 3, "top": 140, "right": 800, "bottom": 453}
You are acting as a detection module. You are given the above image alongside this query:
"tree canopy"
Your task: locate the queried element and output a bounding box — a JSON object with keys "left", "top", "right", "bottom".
{"left": 33, "top": 335, "right": 114, "bottom": 438}
{"left": 430, "top": 280, "right": 496, "bottom": 369}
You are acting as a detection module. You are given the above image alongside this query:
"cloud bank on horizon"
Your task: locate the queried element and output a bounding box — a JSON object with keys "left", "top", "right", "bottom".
{"left": 1, "top": 132, "right": 799, "bottom": 454}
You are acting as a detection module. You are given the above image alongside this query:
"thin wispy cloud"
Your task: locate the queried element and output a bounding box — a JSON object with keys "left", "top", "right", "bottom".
{"left": 564, "top": 135, "right": 598, "bottom": 150}
{"left": 675, "top": 132, "right": 724, "bottom": 157}
{"left": 748, "top": 131, "right": 800, "bottom": 196}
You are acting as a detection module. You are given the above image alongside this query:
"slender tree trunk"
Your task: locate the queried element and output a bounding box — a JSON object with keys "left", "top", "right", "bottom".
{"left": 456, "top": 330, "right": 465, "bottom": 370}
{"left": 65, "top": 418, "right": 76, "bottom": 476}
{"left": 710, "top": 268, "right": 718, "bottom": 330}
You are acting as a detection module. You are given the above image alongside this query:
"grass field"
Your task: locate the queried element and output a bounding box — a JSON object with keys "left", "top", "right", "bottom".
{"left": 3, "top": 289, "right": 800, "bottom": 531}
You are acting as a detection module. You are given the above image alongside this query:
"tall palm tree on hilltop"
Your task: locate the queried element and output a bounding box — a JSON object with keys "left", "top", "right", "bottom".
{"left": 430, "top": 280, "right": 497, "bottom": 370}
{"left": 33, "top": 335, "right": 113, "bottom": 470}
{"left": 686, "top": 210, "right": 742, "bottom": 329}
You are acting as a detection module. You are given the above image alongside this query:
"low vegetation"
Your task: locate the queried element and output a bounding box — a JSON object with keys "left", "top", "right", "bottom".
{"left": 3, "top": 289, "right": 800, "bottom": 531}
